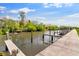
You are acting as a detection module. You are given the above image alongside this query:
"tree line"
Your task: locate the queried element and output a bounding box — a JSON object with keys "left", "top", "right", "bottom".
{"left": 0, "top": 18, "right": 76, "bottom": 35}
{"left": 0, "top": 18, "right": 58, "bottom": 35}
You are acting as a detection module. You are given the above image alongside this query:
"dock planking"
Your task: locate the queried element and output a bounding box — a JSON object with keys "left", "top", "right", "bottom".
{"left": 36, "top": 29, "right": 79, "bottom": 56}
{"left": 5, "top": 40, "right": 25, "bottom": 56}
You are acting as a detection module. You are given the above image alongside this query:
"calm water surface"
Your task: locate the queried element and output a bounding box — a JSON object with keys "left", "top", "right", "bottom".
{"left": 0, "top": 31, "right": 61, "bottom": 56}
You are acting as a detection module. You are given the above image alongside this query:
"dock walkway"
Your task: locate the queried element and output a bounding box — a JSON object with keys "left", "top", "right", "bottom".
{"left": 5, "top": 40, "right": 25, "bottom": 56}
{"left": 36, "top": 29, "right": 79, "bottom": 56}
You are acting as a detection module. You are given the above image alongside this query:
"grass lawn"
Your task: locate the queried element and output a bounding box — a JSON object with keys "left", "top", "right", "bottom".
{"left": 76, "top": 29, "right": 79, "bottom": 36}
{"left": 0, "top": 52, "right": 10, "bottom": 56}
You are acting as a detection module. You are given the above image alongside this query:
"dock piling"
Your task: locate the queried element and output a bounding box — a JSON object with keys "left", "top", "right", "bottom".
{"left": 42, "top": 34, "right": 44, "bottom": 43}
{"left": 31, "top": 31, "right": 33, "bottom": 43}
{"left": 51, "top": 36, "right": 53, "bottom": 43}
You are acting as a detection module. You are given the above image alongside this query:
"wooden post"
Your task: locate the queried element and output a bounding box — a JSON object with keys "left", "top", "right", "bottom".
{"left": 49, "top": 30, "right": 51, "bottom": 35}
{"left": 5, "top": 45, "right": 8, "bottom": 51}
{"left": 53, "top": 31, "right": 55, "bottom": 41}
{"left": 31, "top": 31, "right": 33, "bottom": 43}
{"left": 54, "top": 31, "right": 55, "bottom": 36}
{"left": 57, "top": 31, "right": 58, "bottom": 35}
{"left": 42, "top": 34, "right": 44, "bottom": 43}
{"left": 49, "top": 30, "right": 51, "bottom": 42}
{"left": 51, "top": 36, "right": 53, "bottom": 43}
{"left": 5, "top": 32, "right": 9, "bottom": 52}
{"left": 6, "top": 32, "right": 9, "bottom": 40}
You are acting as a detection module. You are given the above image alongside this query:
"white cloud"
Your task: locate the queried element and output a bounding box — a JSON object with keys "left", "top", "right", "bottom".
{"left": 43, "top": 3, "right": 53, "bottom": 8}
{"left": 3, "top": 15, "right": 11, "bottom": 19}
{"left": 52, "top": 3, "right": 63, "bottom": 8}
{"left": 0, "top": 6, "right": 6, "bottom": 10}
{"left": 4, "top": 15, "right": 11, "bottom": 19}
{"left": 19, "top": 8, "right": 35, "bottom": 13}
{"left": 53, "top": 13, "right": 79, "bottom": 26}
{"left": 64, "top": 3, "right": 73, "bottom": 7}
{"left": 66, "top": 13, "right": 79, "bottom": 17}
{"left": 35, "top": 16, "right": 46, "bottom": 20}
{"left": 52, "top": 3, "right": 73, "bottom": 8}
{"left": 43, "top": 3, "right": 73, "bottom": 8}
{"left": 9, "top": 10, "right": 18, "bottom": 14}
{"left": 38, "top": 13, "right": 79, "bottom": 27}
{"left": 60, "top": 13, "right": 79, "bottom": 21}
{"left": 44, "top": 5, "right": 49, "bottom": 8}
{"left": 10, "top": 8, "right": 35, "bottom": 14}
{"left": 28, "top": 16, "right": 47, "bottom": 23}
{"left": 28, "top": 16, "right": 46, "bottom": 21}
{"left": 0, "top": 10, "right": 5, "bottom": 13}
{"left": 0, "top": 6, "right": 6, "bottom": 13}
{"left": 43, "top": 3, "right": 50, "bottom": 8}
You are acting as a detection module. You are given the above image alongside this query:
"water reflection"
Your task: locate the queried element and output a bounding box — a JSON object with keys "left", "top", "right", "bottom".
{"left": 0, "top": 31, "right": 62, "bottom": 56}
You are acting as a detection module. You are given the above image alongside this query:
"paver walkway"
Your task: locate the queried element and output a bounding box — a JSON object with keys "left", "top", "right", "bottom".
{"left": 36, "top": 29, "right": 79, "bottom": 56}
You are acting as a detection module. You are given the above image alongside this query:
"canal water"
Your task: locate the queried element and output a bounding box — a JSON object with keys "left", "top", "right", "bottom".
{"left": 0, "top": 31, "right": 62, "bottom": 56}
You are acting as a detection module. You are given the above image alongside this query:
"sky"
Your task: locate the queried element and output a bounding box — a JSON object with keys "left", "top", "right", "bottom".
{"left": 0, "top": 3, "right": 79, "bottom": 26}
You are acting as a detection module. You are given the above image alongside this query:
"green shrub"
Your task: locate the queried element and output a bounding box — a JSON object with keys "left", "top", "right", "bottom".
{"left": 48, "top": 25, "right": 58, "bottom": 30}
{"left": 37, "top": 24, "right": 45, "bottom": 31}
{"left": 0, "top": 52, "right": 5, "bottom": 56}
{"left": 25, "top": 22, "right": 37, "bottom": 32}
{"left": 0, "top": 29, "right": 3, "bottom": 35}
{"left": 26, "top": 25, "right": 37, "bottom": 32}
{"left": 76, "top": 28, "right": 79, "bottom": 35}
{"left": 2, "top": 28, "right": 9, "bottom": 35}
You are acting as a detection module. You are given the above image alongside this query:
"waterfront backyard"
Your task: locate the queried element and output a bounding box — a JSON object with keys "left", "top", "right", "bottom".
{"left": 0, "top": 3, "right": 79, "bottom": 56}
{"left": 0, "top": 30, "right": 64, "bottom": 56}
{"left": 0, "top": 29, "right": 79, "bottom": 56}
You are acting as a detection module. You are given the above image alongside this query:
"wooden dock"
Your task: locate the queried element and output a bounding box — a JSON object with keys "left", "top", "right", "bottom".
{"left": 5, "top": 40, "right": 25, "bottom": 56}
{"left": 36, "top": 29, "right": 79, "bottom": 56}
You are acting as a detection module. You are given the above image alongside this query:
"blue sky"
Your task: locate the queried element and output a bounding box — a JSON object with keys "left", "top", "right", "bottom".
{"left": 0, "top": 3, "right": 79, "bottom": 26}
